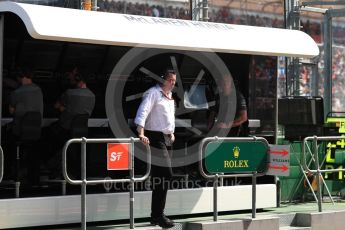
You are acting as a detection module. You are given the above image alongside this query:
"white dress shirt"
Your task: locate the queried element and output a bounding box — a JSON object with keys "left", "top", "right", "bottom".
{"left": 135, "top": 84, "right": 175, "bottom": 134}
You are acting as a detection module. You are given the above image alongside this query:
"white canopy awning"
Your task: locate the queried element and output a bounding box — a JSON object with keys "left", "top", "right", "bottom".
{"left": 0, "top": 2, "right": 319, "bottom": 58}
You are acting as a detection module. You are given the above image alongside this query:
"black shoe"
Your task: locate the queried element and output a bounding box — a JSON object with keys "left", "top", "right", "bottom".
{"left": 150, "top": 215, "right": 175, "bottom": 228}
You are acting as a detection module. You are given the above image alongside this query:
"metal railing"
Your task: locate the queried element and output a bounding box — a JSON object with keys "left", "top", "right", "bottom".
{"left": 62, "top": 137, "right": 151, "bottom": 230}
{"left": 289, "top": 143, "right": 334, "bottom": 204}
{"left": 0, "top": 145, "right": 3, "bottom": 182}
{"left": 302, "top": 135, "right": 345, "bottom": 212}
{"left": 198, "top": 136, "right": 269, "bottom": 220}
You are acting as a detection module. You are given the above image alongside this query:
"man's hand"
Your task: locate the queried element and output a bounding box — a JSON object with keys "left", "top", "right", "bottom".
{"left": 139, "top": 134, "right": 150, "bottom": 145}
{"left": 54, "top": 101, "right": 65, "bottom": 112}
{"left": 137, "top": 125, "right": 150, "bottom": 145}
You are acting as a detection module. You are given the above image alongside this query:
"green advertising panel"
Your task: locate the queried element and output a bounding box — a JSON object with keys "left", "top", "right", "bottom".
{"left": 205, "top": 141, "right": 268, "bottom": 173}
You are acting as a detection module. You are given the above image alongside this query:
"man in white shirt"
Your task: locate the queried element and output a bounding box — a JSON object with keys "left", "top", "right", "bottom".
{"left": 135, "top": 70, "right": 176, "bottom": 228}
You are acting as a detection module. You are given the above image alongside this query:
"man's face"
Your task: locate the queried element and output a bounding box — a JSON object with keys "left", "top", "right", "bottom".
{"left": 164, "top": 74, "right": 176, "bottom": 92}
{"left": 222, "top": 77, "right": 232, "bottom": 95}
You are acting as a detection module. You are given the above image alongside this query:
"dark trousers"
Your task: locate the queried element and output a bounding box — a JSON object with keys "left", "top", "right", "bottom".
{"left": 145, "top": 130, "right": 173, "bottom": 218}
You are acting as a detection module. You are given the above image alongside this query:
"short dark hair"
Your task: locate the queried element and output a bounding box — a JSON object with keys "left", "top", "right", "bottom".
{"left": 17, "top": 67, "right": 33, "bottom": 79}
{"left": 163, "top": 69, "right": 176, "bottom": 80}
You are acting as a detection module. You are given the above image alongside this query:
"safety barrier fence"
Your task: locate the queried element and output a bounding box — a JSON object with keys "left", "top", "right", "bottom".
{"left": 198, "top": 136, "right": 269, "bottom": 220}
{"left": 289, "top": 142, "right": 334, "bottom": 205}
{"left": 302, "top": 135, "right": 345, "bottom": 212}
{"left": 0, "top": 145, "right": 3, "bottom": 182}
{"left": 62, "top": 137, "right": 151, "bottom": 230}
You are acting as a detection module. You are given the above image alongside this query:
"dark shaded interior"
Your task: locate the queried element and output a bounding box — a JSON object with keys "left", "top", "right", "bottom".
{"left": 0, "top": 12, "right": 274, "bottom": 197}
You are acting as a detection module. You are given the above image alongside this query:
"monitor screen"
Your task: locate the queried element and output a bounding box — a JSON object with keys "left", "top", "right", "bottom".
{"left": 184, "top": 85, "right": 209, "bottom": 109}
{"left": 278, "top": 97, "right": 324, "bottom": 126}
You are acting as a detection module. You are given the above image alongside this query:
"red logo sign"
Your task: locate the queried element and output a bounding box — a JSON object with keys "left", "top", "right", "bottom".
{"left": 107, "top": 143, "right": 130, "bottom": 170}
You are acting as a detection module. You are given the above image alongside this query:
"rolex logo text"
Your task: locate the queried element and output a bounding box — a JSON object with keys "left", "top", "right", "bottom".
{"left": 224, "top": 146, "right": 249, "bottom": 168}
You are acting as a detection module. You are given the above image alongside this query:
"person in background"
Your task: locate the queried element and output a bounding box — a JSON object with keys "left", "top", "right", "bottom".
{"left": 209, "top": 75, "right": 247, "bottom": 137}
{"left": 54, "top": 73, "right": 95, "bottom": 132}
{"left": 46, "top": 71, "right": 95, "bottom": 178}
{"left": 9, "top": 68, "right": 43, "bottom": 136}
{"left": 8, "top": 68, "right": 43, "bottom": 185}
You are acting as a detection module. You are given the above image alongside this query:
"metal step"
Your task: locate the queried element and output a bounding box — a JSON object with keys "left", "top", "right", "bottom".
{"left": 280, "top": 227, "right": 311, "bottom": 230}
{"left": 294, "top": 211, "right": 345, "bottom": 230}
{"left": 275, "top": 213, "right": 296, "bottom": 227}
{"left": 187, "top": 217, "right": 280, "bottom": 230}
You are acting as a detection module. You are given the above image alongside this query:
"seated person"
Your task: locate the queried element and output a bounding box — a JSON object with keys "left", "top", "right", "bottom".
{"left": 54, "top": 73, "right": 95, "bottom": 133}
{"left": 9, "top": 68, "right": 43, "bottom": 136}
{"left": 45, "top": 72, "right": 95, "bottom": 178}
{"left": 8, "top": 68, "right": 43, "bottom": 185}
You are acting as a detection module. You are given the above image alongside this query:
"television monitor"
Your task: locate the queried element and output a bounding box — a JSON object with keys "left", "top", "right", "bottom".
{"left": 278, "top": 97, "right": 324, "bottom": 126}
{"left": 184, "top": 85, "right": 209, "bottom": 109}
